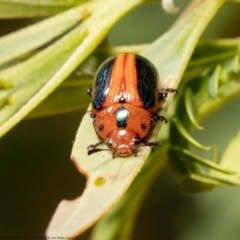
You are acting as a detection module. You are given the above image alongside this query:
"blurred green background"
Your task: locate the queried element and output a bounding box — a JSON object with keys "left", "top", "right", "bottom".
{"left": 0, "top": 1, "right": 240, "bottom": 239}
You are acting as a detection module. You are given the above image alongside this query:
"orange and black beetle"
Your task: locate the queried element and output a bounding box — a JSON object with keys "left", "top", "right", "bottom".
{"left": 87, "top": 53, "right": 176, "bottom": 157}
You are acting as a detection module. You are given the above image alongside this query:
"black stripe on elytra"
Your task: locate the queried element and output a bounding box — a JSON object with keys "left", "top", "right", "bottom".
{"left": 92, "top": 57, "right": 116, "bottom": 110}
{"left": 135, "top": 55, "right": 158, "bottom": 109}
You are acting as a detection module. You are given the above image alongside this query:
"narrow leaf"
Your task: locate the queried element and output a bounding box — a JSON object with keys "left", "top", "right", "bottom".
{"left": 184, "top": 88, "right": 203, "bottom": 130}
{"left": 0, "top": 0, "right": 83, "bottom": 5}
{"left": 0, "top": 25, "right": 87, "bottom": 130}
{"left": 208, "top": 64, "right": 221, "bottom": 98}
{"left": 185, "top": 38, "right": 239, "bottom": 80}
{"left": 179, "top": 174, "right": 216, "bottom": 192}
{"left": 172, "top": 118, "right": 211, "bottom": 150}
{"left": 225, "top": 53, "right": 240, "bottom": 73}
{"left": 171, "top": 146, "right": 235, "bottom": 174}
{"left": 0, "top": 0, "right": 88, "bottom": 18}
{"left": 0, "top": 2, "right": 69, "bottom": 18}
{"left": 179, "top": 169, "right": 240, "bottom": 192}
{"left": 0, "top": 0, "right": 137, "bottom": 138}
{"left": 28, "top": 79, "right": 91, "bottom": 118}
{"left": 0, "top": 4, "right": 89, "bottom": 66}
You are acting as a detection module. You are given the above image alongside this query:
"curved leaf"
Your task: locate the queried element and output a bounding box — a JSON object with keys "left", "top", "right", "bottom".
{"left": 169, "top": 43, "right": 240, "bottom": 191}
{"left": 171, "top": 146, "right": 234, "bottom": 174}
{"left": 225, "top": 53, "right": 240, "bottom": 73}
{"left": 208, "top": 64, "right": 221, "bottom": 98}
{"left": 220, "top": 131, "right": 240, "bottom": 173}
{"left": 179, "top": 172, "right": 240, "bottom": 192}
{"left": 172, "top": 118, "right": 211, "bottom": 150}
{"left": 184, "top": 88, "right": 203, "bottom": 130}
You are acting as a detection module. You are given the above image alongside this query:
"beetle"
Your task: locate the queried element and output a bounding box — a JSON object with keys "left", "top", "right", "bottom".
{"left": 87, "top": 53, "right": 176, "bottom": 157}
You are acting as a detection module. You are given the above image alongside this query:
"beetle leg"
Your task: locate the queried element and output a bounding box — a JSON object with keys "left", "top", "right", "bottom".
{"left": 151, "top": 113, "right": 168, "bottom": 124}
{"left": 133, "top": 138, "right": 141, "bottom": 156}
{"left": 87, "top": 140, "right": 103, "bottom": 150}
{"left": 87, "top": 88, "right": 92, "bottom": 96}
{"left": 158, "top": 88, "right": 178, "bottom": 101}
{"left": 133, "top": 149, "right": 138, "bottom": 157}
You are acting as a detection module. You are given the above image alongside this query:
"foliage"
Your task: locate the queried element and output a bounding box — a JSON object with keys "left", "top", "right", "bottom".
{"left": 1, "top": 0, "right": 240, "bottom": 239}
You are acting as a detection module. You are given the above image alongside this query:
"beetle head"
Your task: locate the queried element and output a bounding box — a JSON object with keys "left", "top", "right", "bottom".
{"left": 107, "top": 129, "right": 138, "bottom": 157}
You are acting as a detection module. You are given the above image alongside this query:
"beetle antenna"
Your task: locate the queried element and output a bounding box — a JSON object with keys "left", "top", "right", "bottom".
{"left": 88, "top": 148, "right": 110, "bottom": 155}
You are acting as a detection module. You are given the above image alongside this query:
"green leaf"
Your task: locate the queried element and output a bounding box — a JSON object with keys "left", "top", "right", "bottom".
{"left": 27, "top": 53, "right": 106, "bottom": 118}
{"left": 179, "top": 172, "right": 240, "bottom": 192}
{"left": 184, "top": 88, "right": 203, "bottom": 130}
{"left": 185, "top": 38, "right": 240, "bottom": 80}
{"left": 28, "top": 39, "right": 240, "bottom": 119}
{"left": 0, "top": 0, "right": 140, "bottom": 137}
{"left": 0, "top": 4, "right": 88, "bottom": 66}
{"left": 46, "top": 0, "right": 226, "bottom": 237}
{"left": 0, "top": 21, "right": 88, "bottom": 131}
{"left": 0, "top": 0, "right": 83, "bottom": 5}
{"left": 142, "top": 0, "right": 225, "bottom": 90}
{"left": 197, "top": 68, "right": 240, "bottom": 120}
{"left": 220, "top": 131, "right": 240, "bottom": 173}
{"left": 208, "top": 65, "right": 221, "bottom": 98}
{"left": 169, "top": 43, "right": 240, "bottom": 191}
{"left": 172, "top": 118, "right": 211, "bottom": 150}
{"left": 171, "top": 146, "right": 234, "bottom": 174}
{"left": 28, "top": 79, "right": 91, "bottom": 118}
{"left": 225, "top": 53, "right": 240, "bottom": 73}
{"left": 179, "top": 174, "right": 216, "bottom": 192}
{"left": 47, "top": 102, "right": 163, "bottom": 237}
{"left": 91, "top": 144, "right": 169, "bottom": 240}
{"left": 0, "top": 0, "right": 87, "bottom": 18}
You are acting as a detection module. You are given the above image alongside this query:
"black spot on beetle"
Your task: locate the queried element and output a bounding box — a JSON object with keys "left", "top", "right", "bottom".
{"left": 99, "top": 125, "right": 104, "bottom": 131}
{"left": 119, "top": 96, "right": 126, "bottom": 104}
{"left": 141, "top": 123, "right": 147, "bottom": 130}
